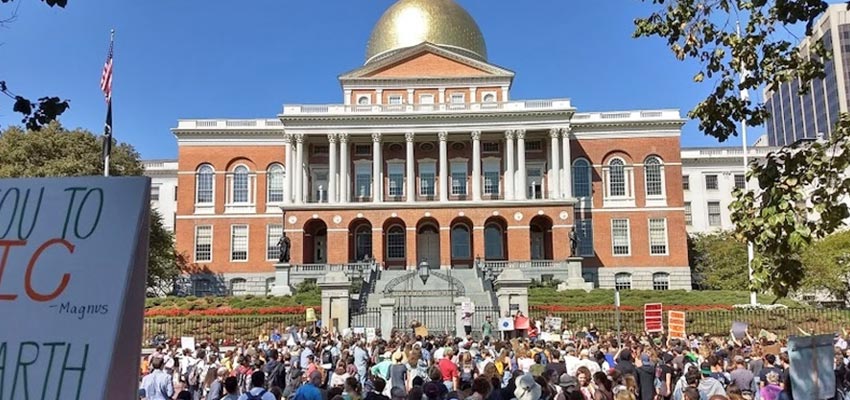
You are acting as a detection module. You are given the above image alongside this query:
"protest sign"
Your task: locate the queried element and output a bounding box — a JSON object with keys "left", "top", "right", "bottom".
{"left": 732, "top": 321, "right": 748, "bottom": 340}
{"left": 788, "top": 334, "right": 835, "bottom": 400}
{"left": 499, "top": 317, "right": 514, "bottom": 331}
{"left": 414, "top": 326, "right": 428, "bottom": 337}
{"left": 181, "top": 336, "right": 196, "bottom": 351}
{"left": 366, "top": 327, "right": 377, "bottom": 342}
{"left": 546, "top": 317, "right": 563, "bottom": 330}
{"left": 668, "top": 311, "right": 686, "bottom": 339}
{"left": 306, "top": 307, "right": 317, "bottom": 322}
{"left": 462, "top": 301, "right": 475, "bottom": 314}
{"left": 515, "top": 315, "right": 530, "bottom": 330}
{"left": 352, "top": 327, "right": 365, "bottom": 335}
{"left": 0, "top": 177, "right": 150, "bottom": 400}
{"left": 644, "top": 303, "right": 663, "bottom": 332}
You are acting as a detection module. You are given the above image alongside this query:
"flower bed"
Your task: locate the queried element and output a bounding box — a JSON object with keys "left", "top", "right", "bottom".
{"left": 144, "top": 305, "right": 318, "bottom": 317}
{"left": 531, "top": 304, "right": 734, "bottom": 313}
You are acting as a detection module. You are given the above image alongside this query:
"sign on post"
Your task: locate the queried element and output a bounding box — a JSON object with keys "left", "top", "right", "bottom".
{"left": 0, "top": 177, "right": 151, "bottom": 400}
{"left": 644, "top": 303, "right": 664, "bottom": 333}
{"left": 787, "top": 334, "right": 836, "bottom": 400}
{"left": 668, "top": 311, "right": 686, "bottom": 339}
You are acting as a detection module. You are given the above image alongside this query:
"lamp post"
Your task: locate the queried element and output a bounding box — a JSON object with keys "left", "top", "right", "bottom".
{"left": 418, "top": 259, "right": 430, "bottom": 284}
{"left": 614, "top": 287, "right": 622, "bottom": 349}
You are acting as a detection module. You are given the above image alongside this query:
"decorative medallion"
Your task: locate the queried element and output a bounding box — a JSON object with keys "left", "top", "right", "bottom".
{"left": 537, "top": 210, "right": 544, "bottom": 216}
{"left": 288, "top": 215, "right": 297, "bottom": 225}
{"left": 333, "top": 215, "right": 343, "bottom": 224}
{"left": 559, "top": 211, "right": 569, "bottom": 221}
{"left": 492, "top": 211, "right": 500, "bottom": 216}
{"left": 312, "top": 214, "right": 319, "bottom": 219}
{"left": 459, "top": 211, "right": 465, "bottom": 217}
{"left": 513, "top": 212, "right": 523, "bottom": 221}
{"left": 357, "top": 213, "right": 364, "bottom": 219}
{"left": 391, "top": 213, "right": 398, "bottom": 218}
{"left": 425, "top": 212, "right": 432, "bottom": 217}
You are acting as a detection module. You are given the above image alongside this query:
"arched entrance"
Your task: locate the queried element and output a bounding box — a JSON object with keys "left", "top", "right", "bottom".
{"left": 416, "top": 218, "right": 440, "bottom": 269}
{"left": 450, "top": 217, "right": 474, "bottom": 268}
{"left": 349, "top": 219, "right": 373, "bottom": 262}
{"left": 483, "top": 216, "right": 508, "bottom": 260}
{"left": 383, "top": 218, "right": 407, "bottom": 270}
{"left": 303, "top": 219, "right": 328, "bottom": 264}
{"left": 529, "top": 215, "right": 553, "bottom": 260}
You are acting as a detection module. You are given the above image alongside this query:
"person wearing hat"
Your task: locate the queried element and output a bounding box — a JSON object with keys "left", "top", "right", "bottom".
{"left": 696, "top": 362, "right": 726, "bottom": 400}
{"left": 556, "top": 373, "right": 581, "bottom": 400}
{"left": 515, "top": 373, "right": 543, "bottom": 400}
{"left": 389, "top": 351, "right": 408, "bottom": 392}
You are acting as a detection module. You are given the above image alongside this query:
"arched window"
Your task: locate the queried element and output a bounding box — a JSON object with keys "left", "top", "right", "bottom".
{"left": 230, "top": 278, "right": 247, "bottom": 296}
{"left": 358, "top": 96, "right": 370, "bottom": 105}
{"left": 232, "top": 165, "right": 249, "bottom": 203}
{"left": 355, "top": 225, "right": 372, "bottom": 261}
{"left": 652, "top": 272, "right": 670, "bottom": 291}
{"left": 267, "top": 164, "right": 285, "bottom": 203}
{"left": 484, "top": 223, "right": 505, "bottom": 260}
{"left": 451, "top": 225, "right": 471, "bottom": 259}
{"left": 195, "top": 164, "right": 214, "bottom": 204}
{"left": 614, "top": 272, "right": 632, "bottom": 290}
{"left": 608, "top": 159, "right": 626, "bottom": 197}
{"left": 573, "top": 159, "right": 591, "bottom": 197}
{"left": 645, "top": 156, "right": 664, "bottom": 197}
{"left": 386, "top": 226, "right": 405, "bottom": 260}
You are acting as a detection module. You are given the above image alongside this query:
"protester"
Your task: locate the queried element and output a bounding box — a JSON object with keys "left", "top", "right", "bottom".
{"left": 140, "top": 356, "right": 175, "bottom": 400}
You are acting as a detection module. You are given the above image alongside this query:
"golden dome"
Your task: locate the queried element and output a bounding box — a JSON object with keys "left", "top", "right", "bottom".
{"left": 365, "top": 0, "right": 488, "bottom": 64}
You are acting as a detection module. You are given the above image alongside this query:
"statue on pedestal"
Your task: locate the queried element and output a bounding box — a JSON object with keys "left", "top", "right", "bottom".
{"left": 278, "top": 233, "right": 291, "bottom": 263}
{"left": 569, "top": 227, "right": 578, "bottom": 257}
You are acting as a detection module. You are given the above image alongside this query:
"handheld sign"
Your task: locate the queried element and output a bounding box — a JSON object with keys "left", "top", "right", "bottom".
{"left": 0, "top": 177, "right": 150, "bottom": 400}
{"left": 181, "top": 336, "right": 196, "bottom": 351}
{"left": 668, "top": 311, "right": 686, "bottom": 339}
{"left": 732, "top": 321, "right": 748, "bottom": 340}
{"left": 644, "top": 303, "right": 664, "bottom": 333}
{"left": 306, "top": 307, "right": 317, "bottom": 322}
{"left": 499, "top": 317, "right": 514, "bottom": 331}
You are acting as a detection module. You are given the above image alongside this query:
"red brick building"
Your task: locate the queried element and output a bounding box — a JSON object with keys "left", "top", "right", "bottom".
{"left": 172, "top": 0, "right": 690, "bottom": 296}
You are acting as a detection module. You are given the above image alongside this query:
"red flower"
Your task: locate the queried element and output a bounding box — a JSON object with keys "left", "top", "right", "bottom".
{"left": 144, "top": 306, "right": 321, "bottom": 317}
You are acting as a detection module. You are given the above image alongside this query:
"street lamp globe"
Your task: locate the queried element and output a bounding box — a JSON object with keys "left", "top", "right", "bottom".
{"left": 418, "top": 260, "right": 430, "bottom": 284}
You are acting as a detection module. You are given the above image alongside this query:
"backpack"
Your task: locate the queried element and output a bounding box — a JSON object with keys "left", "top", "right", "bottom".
{"left": 187, "top": 362, "right": 200, "bottom": 386}
{"left": 246, "top": 389, "right": 268, "bottom": 400}
{"left": 655, "top": 364, "right": 670, "bottom": 397}
{"left": 322, "top": 349, "right": 334, "bottom": 366}
{"left": 236, "top": 369, "right": 249, "bottom": 394}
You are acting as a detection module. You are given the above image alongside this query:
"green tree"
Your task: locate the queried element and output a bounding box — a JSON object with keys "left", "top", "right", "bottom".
{"left": 689, "top": 231, "right": 750, "bottom": 290}
{"left": 635, "top": 0, "right": 850, "bottom": 296}
{"left": 800, "top": 230, "right": 850, "bottom": 302}
{"left": 0, "top": 123, "right": 183, "bottom": 294}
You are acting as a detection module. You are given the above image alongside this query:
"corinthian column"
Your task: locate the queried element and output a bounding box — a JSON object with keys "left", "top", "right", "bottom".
{"left": 504, "top": 130, "right": 515, "bottom": 201}
{"left": 339, "top": 133, "right": 349, "bottom": 203}
{"left": 372, "top": 132, "right": 383, "bottom": 203}
{"left": 561, "top": 126, "right": 572, "bottom": 199}
{"left": 516, "top": 129, "right": 527, "bottom": 200}
{"left": 328, "top": 133, "right": 338, "bottom": 204}
{"left": 549, "top": 128, "right": 560, "bottom": 199}
{"left": 283, "top": 133, "right": 293, "bottom": 204}
{"left": 405, "top": 132, "right": 416, "bottom": 203}
{"left": 438, "top": 131, "right": 449, "bottom": 202}
{"left": 471, "top": 130, "right": 482, "bottom": 201}
{"left": 294, "top": 134, "right": 304, "bottom": 204}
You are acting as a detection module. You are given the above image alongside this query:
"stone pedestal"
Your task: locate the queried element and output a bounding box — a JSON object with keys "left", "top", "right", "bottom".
{"left": 557, "top": 257, "right": 593, "bottom": 292}
{"left": 270, "top": 263, "right": 293, "bottom": 296}
{"left": 319, "top": 270, "right": 350, "bottom": 333}
{"left": 454, "top": 297, "right": 471, "bottom": 338}
{"left": 494, "top": 267, "right": 531, "bottom": 317}
{"left": 379, "top": 298, "right": 396, "bottom": 338}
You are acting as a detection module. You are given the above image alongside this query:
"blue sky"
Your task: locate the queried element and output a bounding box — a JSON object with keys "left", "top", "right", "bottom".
{"left": 1, "top": 0, "right": 780, "bottom": 159}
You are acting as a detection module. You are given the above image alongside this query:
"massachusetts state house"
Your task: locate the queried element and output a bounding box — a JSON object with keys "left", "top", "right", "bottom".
{"left": 171, "top": 0, "right": 691, "bottom": 296}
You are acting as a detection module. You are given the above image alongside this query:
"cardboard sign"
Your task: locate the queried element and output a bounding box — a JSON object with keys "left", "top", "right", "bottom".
{"left": 548, "top": 317, "right": 563, "bottom": 330}
{"left": 732, "top": 321, "right": 748, "bottom": 340}
{"left": 305, "top": 307, "right": 317, "bottom": 322}
{"left": 414, "top": 326, "right": 428, "bottom": 337}
{"left": 668, "top": 311, "right": 686, "bottom": 339}
{"left": 644, "top": 303, "right": 664, "bottom": 332}
{"left": 366, "top": 327, "right": 376, "bottom": 342}
{"left": 462, "top": 301, "right": 475, "bottom": 314}
{"left": 515, "top": 315, "right": 530, "bottom": 330}
{"left": 499, "top": 317, "right": 515, "bottom": 331}
{"left": 0, "top": 177, "right": 150, "bottom": 400}
{"left": 181, "top": 336, "right": 196, "bottom": 351}
{"left": 788, "top": 335, "right": 836, "bottom": 400}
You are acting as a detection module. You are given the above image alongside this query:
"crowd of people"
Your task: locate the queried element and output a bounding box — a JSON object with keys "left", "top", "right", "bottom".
{"left": 139, "top": 319, "right": 850, "bottom": 400}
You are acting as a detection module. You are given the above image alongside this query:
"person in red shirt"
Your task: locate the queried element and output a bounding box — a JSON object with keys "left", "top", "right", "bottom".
{"left": 437, "top": 348, "right": 459, "bottom": 392}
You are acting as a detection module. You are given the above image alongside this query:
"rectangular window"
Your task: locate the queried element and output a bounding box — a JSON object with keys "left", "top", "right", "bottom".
{"left": 528, "top": 168, "right": 543, "bottom": 199}
{"left": 482, "top": 142, "right": 500, "bottom": 153}
{"left": 611, "top": 219, "right": 630, "bottom": 256}
{"left": 705, "top": 174, "right": 718, "bottom": 190}
{"left": 388, "top": 163, "right": 404, "bottom": 197}
{"left": 231, "top": 225, "right": 248, "bottom": 261}
{"left": 649, "top": 218, "right": 668, "bottom": 255}
{"left": 451, "top": 162, "right": 468, "bottom": 195}
{"left": 388, "top": 95, "right": 403, "bottom": 105}
{"left": 419, "top": 94, "right": 434, "bottom": 104}
{"left": 682, "top": 175, "right": 690, "bottom": 191}
{"left": 708, "top": 201, "right": 722, "bottom": 226}
{"left": 194, "top": 225, "right": 212, "bottom": 262}
{"left": 312, "top": 145, "right": 329, "bottom": 155}
{"left": 450, "top": 93, "right": 464, "bottom": 103}
{"left": 386, "top": 230, "right": 405, "bottom": 259}
{"left": 684, "top": 202, "right": 693, "bottom": 226}
{"left": 420, "top": 164, "right": 436, "bottom": 196}
{"left": 525, "top": 140, "right": 543, "bottom": 151}
{"left": 151, "top": 185, "right": 160, "bottom": 201}
{"left": 354, "top": 144, "right": 371, "bottom": 156}
{"left": 483, "top": 161, "right": 500, "bottom": 195}
{"left": 734, "top": 174, "right": 746, "bottom": 190}
{"left": 355, "top": 164, "right": 372, "bottom": 198}
{"left": 578, "top": 218, "right": 594, "bottom": 256}
{"left": 267, "top": 224, "right": 283, "bottom": 261}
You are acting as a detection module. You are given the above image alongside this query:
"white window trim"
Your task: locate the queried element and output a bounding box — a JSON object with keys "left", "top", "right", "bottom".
{"left": 385, "top": 224, "right": 406, "bottom": 260}
{"left": 450, "top": 158, "right": 469, "bottom": 196}
{"left": 707, "top": 201, "right": 722, "bottom": 227}
{"left": 388, "top": 94, "right": 403, "bottom": 104}
{"left": 611, "top": 218, "right": 631, "bottom": 257}
{"left": 194, "top": 225, "right": 213, "bottom": 263}
{"left": 418, "top": 160, "right": 437, "bottom": 197}
{"left": 387, "top": 161, "right": 406, "bottom": 198}
{"left": 615, "top": 273, "right": 633, "bottom": 290}
{"left": 266, "top": 164, "right": 286, "bottom": 206}
{"left": 353, "top": 160, "right": 373, "bottom": 199}
{"left": 652, "top": 272, "right": 670, "bottom": 290}
{"left": 648, "top": 218, "right": 669, "bottom": 256}
{"left": 225, "top": 164, "right": 256, "bottom": 213}
{"left": 151, "top": 184, "right": 161, "bottom": 202}
{"left": 684, "top": 202, "right": 693, "bottom": 227}
{"left": 481, "top": 91, "right": 498, "bottom": 107}
{"left": 572, "top": 158, "right": 592, "bottom": 199}
{"left": 482, "top": 157, "right": 502, "bottom": 196}
{"left": 603, "top": 158, "right": 635, "bottom": 208}
{"left": 644, "top": 157, "right": 667, "bottom": 206}
{"left": 682, "top": 175, "right": 690, "bottom": 191}
{"left": 526, "top": 162, "right": 546, "bottom": 200}
{"left": 266, "top": 224, "right": 283, "bottom": 261}
{"left": 195, "top": 165, "right": 216, "bottom": 214}
{"left": 704, "top": 173, "right": 719, "bottom": 191}
{"left": 449, "top": 93, "right": 466, "bottom": 109}
{"left": 230, "top": 224, "right": 249, "bottom": 263}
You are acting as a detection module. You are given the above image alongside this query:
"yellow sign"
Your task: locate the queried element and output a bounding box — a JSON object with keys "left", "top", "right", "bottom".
{"left": 415, "top": 326, "right": 429, "bottom": 337}
{"left": 668, "top": 311, "right": 686, "bottom": 339}
{"left": 306, "top": 307, "right": 317, "bottom": 322}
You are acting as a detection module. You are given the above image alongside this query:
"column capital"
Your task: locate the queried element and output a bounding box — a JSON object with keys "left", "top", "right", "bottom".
{"left": 371, "top": 132, "right": 382, "bottom": 143}
{"left": 327, "top": 133, "right": 338, "bottom": 143}
{"left": 405, "top": 132, "right": 415, "bottom": 142}
{"left": 504, "top": 130, "right": 515, "bottom": 140}
{"left": 438, "top": 131, "right": 448, "bottom": 141}
{"left": 338, "top": 132, "right": 349, "bottom": 143}
{"left": 471, "top": 130, "right": 482, "bottom": 141}
{"left": 283, "top": 132, "right": 293, "bottom": 144}
{"left": 560, "top": 125, "right": 572, "bottom": 138}
{"left": 549, "top": 128, "right": 560, "bottom": 139}
{"left": 515, "top": 129, "right": 526, "bottom": 140}
{"left": 294, "top": 133, "right": 305, "bottom": 143}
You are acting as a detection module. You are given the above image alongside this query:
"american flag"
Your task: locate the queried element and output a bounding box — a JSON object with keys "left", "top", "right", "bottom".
{"left": 100, "top": 38, "right": 113, "bottom": 103}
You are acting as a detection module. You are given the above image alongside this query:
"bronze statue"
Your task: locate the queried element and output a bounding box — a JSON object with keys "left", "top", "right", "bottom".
{"left": 278, "top": 233, "right": 291, "bottom": 263}
{"left": 569, "top": 226, "right": 578, "bottom": 257}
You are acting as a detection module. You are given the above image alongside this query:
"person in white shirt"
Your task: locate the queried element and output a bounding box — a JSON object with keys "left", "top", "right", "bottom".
{"left": 563, "top": 347, "right": 581, "bottom": 377}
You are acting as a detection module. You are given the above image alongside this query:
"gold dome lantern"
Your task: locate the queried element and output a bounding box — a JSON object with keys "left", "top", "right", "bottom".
{"left": 365, "top": 0, "right": 488, "bottom": 64}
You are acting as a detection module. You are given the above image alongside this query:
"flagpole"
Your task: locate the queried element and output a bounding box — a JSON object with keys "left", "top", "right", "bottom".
{"left": 737, "top": 21, "right": 758, "bottom": 306}
{"left": 104, "top": 28, "right": 114, "bottom": 178}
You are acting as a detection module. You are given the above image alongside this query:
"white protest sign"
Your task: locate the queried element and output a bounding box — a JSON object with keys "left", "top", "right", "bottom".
{"left": 366, "top": 327, "right": 377, "bottom": 342}
{"left": 0, "top": 177, "right": 150, "bottom": 400}
{"left": 498, "top": 317, "right": 514, "bottom": 331}
{"left": 462, "top": 301, "right": 475, "bottom": 314}
{"left": 181, "top": 336, "right": 196, "bottom": 351}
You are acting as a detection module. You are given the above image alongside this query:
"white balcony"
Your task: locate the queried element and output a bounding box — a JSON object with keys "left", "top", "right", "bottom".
{"left": 282, "top": 99, "right": 574, "bottom": 115}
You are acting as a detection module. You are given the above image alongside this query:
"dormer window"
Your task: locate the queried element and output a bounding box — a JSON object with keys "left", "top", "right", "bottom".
{"left": 357, "top": 96, "right": 370, "bottom": 105}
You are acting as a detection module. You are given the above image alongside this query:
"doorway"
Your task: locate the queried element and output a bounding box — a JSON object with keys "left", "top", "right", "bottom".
{"left": 416, "top": 224, "right": 440, "bottom": 269}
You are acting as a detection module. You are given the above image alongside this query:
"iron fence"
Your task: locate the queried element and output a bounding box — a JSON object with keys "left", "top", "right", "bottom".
{"left": 350, "top": 307, "right": 381, "bottom": 329}
{"left": 529, "top": 308, "right": 850, "bottom": 337}
{"left": 394, "top": 306, "right": 456, "bottom": 334}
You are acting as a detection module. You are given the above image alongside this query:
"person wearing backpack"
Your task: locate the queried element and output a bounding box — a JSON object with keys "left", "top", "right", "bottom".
{"left": 238, "top": 371, "right": 275, "bottom": 400}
